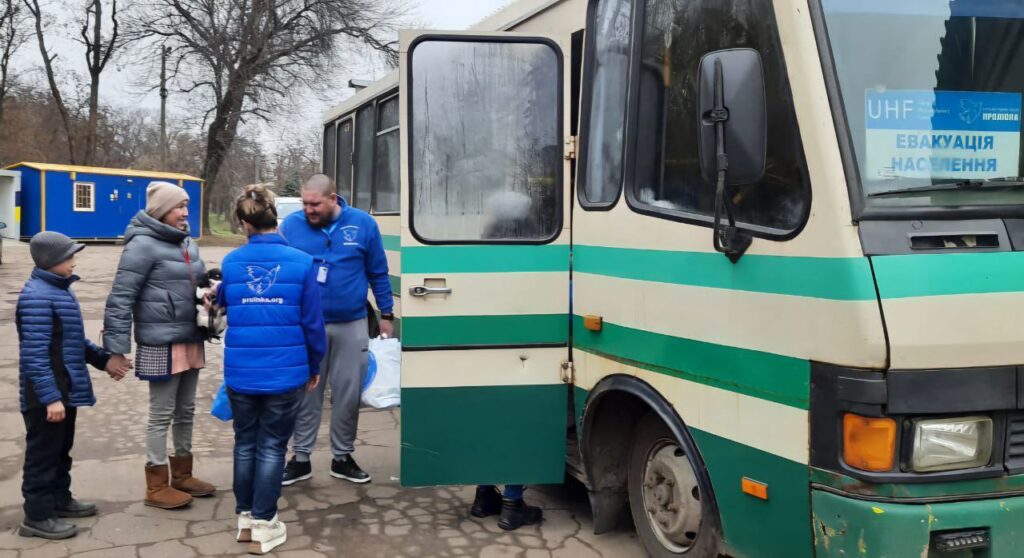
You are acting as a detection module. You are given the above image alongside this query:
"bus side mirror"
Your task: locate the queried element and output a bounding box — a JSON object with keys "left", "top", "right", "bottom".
{"left": 697, "top": 48, "right": 767, "bottom": 186}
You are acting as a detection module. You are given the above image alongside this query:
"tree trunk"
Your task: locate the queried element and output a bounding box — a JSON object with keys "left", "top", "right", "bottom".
{"left": 200, "top": 81, "right": 247, "bottom": 236}
{"left": 28, "top": 0, "right": 75, "bottom": 164}
{"left": 84, "top": 76, "right": 99, "bottom": 165}
{"left": 83, "top": 0, "right": 102, "bottom": 165}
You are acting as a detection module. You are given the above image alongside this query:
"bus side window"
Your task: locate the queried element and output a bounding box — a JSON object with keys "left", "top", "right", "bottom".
{"left": 353, "top": 104, "right": 375, "bottom": 211}
{"left": 374, "top": 95, "right": 400, "bottom": 214}
{"left": 322, "top": 121, "right": 337, "bottom": 183}
{"left": 409, "top": 40, "right": 562, "bottom": 243}
{"left": 627, "top": 0, "right": 811, "bottom": 236}
{"left": 336, "top": 117, "right": 355, "bottom": 202}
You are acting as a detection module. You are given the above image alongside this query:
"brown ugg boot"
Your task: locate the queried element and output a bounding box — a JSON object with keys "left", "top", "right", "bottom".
{"left": 169, "top": 454, "right": 216, "bottom": 497}
{"left": 145, "top": 464, "right": 193, "bottom": 509}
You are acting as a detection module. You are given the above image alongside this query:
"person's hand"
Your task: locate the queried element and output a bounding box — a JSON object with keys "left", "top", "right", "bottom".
{"left": 46, "top": 401, "right": 65, "bottom": 422}
{"left": 306, "top": 375, "right": 320, "bottom": 392}
{"left": 379, "top": 319, "right": 394, "bottom": 339}
{"left": 106, "top": 354, "right": 132, "bottom": 381}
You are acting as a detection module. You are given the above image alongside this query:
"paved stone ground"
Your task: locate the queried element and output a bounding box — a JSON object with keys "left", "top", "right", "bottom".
{"left": 0, "top": 240, "right": 645, "bottom": 557}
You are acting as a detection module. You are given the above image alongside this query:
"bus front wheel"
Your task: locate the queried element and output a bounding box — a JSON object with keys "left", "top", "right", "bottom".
{"left": 628, "top": 414, "right": 720, "bottom": 557}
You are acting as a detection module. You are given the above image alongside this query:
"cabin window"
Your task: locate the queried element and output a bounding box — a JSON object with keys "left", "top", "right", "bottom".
{"left": 626, "top": 0, "right": 811, "bottom": 236}
{"left": 578, "top": 0, "right": 633, "bottom": 207}
{"left": 336, "top": 117, "right": 354, "bottom": 201}
{"left": 73, "top": 182, "right": 95, "bottom": 212}
{"left": 322, "top": 122, "right": 337, "bottom": 183}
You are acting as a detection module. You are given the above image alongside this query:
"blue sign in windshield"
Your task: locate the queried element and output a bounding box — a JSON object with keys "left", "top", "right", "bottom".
{"left": 822, "top": 0, "right": 1024, "bottom": 18}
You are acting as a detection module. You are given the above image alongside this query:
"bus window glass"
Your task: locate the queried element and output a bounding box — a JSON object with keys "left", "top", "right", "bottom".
{"left": 630, "top": 0, "right": 810, "bottom": 234}
{"left": 581, "top": 0, "right": 633, "bottom": 206}
{"left": 336, "top": 117, "right": 354, "bottom": 201}
{"left": 410, "top": 40, "right": 561, "bottom": 242}
{"left": 353, "top": 105, "right": 375, "bottom": 210}
{"left": 322, "top": 122, "right": 337, "bottom": 183}
{"left": 821, "top": 0, "right": 1024, "bottom": 211}
{"left": 374, "top": 96, "right": 400, "bottom": 213}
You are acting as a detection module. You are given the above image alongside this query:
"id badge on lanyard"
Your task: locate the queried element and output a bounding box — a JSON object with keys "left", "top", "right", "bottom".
{"left": 318, "top": 222, "right": 339, "bottom": 285}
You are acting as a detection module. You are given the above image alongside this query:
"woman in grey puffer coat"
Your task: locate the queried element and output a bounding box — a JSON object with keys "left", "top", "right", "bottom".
{"left": 103, "top": 181, "right": 215, "bottom": 510}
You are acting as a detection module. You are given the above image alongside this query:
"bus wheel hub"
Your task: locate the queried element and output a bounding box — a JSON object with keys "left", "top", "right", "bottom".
{"left": 642, "top": 441, "right": 702, "bottom": 553}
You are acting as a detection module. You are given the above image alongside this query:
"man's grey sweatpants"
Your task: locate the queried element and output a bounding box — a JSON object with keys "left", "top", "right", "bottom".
{"left": 290, "top": 319, "right": 368, "bottom": 460}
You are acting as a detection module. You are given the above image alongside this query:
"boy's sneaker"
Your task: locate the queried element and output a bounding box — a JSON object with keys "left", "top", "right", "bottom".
{"left": 281, "top": 457, "right": 312, "bottom": 486}
{"left": 470, "top": 486, "right": 503, "bottom": 518}
{"left": 19, "top": 517, "right": 77, "bottom": 540}
{"left": 330, "top": 455, "right": 371, "bottom": 484}
{"left": 247, "top": 515, "right": 286, "bottom": 555}
{"left": 56, "top": 498, "right": 96, "bottom": 518}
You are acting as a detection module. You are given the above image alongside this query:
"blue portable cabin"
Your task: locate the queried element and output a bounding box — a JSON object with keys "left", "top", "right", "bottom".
{"left": 5, "top": 162, "right": 203, "bottom": 240}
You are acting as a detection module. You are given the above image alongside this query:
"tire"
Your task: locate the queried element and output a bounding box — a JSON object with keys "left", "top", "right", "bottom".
{"left": 628, "top": 413, "right": 721, "bottom": 557}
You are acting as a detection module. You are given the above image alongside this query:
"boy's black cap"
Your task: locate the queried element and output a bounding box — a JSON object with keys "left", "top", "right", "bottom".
{"left": 30, "top": 231, "right": 85, "bottom": 270}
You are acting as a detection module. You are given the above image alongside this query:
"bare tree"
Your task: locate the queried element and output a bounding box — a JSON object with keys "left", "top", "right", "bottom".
{"left": 0, "top": 0, "right": 27, "bottom": 131}
{"left": 24, "top": 0, "right": 77, "bottom": 163}
{"left": 130, "top": 0, "right": 407, "bottom": 234}
{"left": 80, "top": 0, "right": 120, "bottom": 165}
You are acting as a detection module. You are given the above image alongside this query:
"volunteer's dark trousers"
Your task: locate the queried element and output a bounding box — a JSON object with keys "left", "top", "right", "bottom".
{"left": 22, "top": 405, "right": 77, "bottom": 521}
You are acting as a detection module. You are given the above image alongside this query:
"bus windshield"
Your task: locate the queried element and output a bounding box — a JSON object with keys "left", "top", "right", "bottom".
{"left": 821, "top": 0, "right": 1024, "bottom": 212}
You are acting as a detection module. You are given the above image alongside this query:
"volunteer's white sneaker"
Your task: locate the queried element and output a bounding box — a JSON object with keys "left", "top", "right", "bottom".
{"left": 247, "top": 515, "right": 286, "bottom": 555}
{"left": 236, "top": 511, "right": 252, "bottom": 542}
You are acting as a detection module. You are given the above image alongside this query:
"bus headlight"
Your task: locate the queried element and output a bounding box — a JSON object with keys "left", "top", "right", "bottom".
{"left": 911, "top": 417, "right": 993, "bottom": 473}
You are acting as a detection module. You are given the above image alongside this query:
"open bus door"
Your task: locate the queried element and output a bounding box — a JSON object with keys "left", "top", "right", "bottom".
{"left": 398, "top": 31, "right": 572, "bottom": 487}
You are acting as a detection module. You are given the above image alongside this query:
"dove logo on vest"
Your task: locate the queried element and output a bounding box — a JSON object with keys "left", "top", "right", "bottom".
{"left": 242, "top": 265, "right": 284, "bottom": 304}
{"left": 341, "top": 225, "right": 360, "bottom": 245}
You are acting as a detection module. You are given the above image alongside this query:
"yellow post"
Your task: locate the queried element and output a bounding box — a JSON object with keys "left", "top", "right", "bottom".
{"left": 40, "top": 171, "right": 46, "bottom": 232}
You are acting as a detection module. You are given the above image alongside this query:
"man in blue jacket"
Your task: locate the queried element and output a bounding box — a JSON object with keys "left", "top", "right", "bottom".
{"left": 280, "top": 174, "right": 394, "bottom": 485}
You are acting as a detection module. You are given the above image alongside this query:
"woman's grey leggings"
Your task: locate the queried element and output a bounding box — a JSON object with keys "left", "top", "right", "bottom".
{"left": 146, "top": 369, "right": 199, "bottom": 466}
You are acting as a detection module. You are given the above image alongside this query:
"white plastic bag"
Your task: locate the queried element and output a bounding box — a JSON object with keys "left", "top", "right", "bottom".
{"left": 362, "top": 337, "right": 401, "bottom": 409}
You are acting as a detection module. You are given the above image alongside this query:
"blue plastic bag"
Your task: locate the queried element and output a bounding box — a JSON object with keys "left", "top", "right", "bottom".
{"left": 363, "top": 350, "right": 377, "bottom": 392}
{"left": 211, "top": 382, "right": 232, "bottom": 421}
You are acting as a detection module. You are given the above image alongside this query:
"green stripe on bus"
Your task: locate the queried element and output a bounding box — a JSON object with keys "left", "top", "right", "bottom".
{"left": 574, "top": 245, "right": 877, "bottom": 301}
{"left": 402, "top": 314, "right": 568, "bottom": 348}
{"left": 402, "top": 244, "right": 570, "bottom": 274}
{"left": 573, "top": 316, "right": 810, "bottom": 409}
{"left": 382, "top": 234, "right": 400, "bottom": 251}
{"left": 389, "top": 274, "right": 400, "bottom": 295}
{"left": 873, "top": 251, "right": 1024, "bottom": 299}
{"left": 401, "top": 384, "right": 567, "bottom": 487}
{"left": 691, "top": 429, "right": 813, "bottom": 558}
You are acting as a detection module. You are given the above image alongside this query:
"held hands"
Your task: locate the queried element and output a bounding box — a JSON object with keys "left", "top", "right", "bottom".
{"left": 106, "top": 354, "right": 133, "bottom": 381}
{"left": 307, "top": 375, "right": 320, "bottom": 392}
{"left": 46, "top": 401, "right": 65, "bottom": 423}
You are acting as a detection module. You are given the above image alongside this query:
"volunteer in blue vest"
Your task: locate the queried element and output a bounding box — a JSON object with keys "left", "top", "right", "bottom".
{"left": 216, "top": 184, "right": 326, "bottom": 555}
{"left": 280, "top": 174, "right": 393, "bottom": 486}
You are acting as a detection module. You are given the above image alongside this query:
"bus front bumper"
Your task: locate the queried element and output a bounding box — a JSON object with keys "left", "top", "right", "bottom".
{"left": 812, "top": 489, "right": 1024, "bottom": 557}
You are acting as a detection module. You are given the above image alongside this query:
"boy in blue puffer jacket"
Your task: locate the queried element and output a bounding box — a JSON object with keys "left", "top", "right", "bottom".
{"left": 15, "top": 232, "right": 132, "bottom": 540}
{"left": 215, "top": 185, "right": 326, "bottom": 555}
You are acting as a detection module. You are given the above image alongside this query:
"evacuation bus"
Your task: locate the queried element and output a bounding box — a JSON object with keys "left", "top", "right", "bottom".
{"left": 321, "top": 0, "right": 1024, "bottom": 555}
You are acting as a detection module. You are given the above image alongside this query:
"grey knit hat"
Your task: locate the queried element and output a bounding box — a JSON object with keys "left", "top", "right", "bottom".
{"left": 30, "top": 231, "right": 85, "bottom": 270}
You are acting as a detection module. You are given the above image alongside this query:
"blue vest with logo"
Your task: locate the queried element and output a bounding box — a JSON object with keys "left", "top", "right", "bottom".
{"left": 220, "top": 234, "right": 324, "bottom": 395}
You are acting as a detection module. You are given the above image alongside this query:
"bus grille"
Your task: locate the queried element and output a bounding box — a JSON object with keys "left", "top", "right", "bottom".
{"left": 1005, "top": 413, "right": 1024, "bottom": 473}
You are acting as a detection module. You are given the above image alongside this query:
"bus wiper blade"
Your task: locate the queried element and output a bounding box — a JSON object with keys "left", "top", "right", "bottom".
{"left": 868, "top": 177, "right": 1024, "bottom": 198}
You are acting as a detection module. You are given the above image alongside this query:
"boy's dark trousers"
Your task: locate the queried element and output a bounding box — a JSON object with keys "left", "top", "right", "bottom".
{"left": 22, "top": 405, "right": 77, "bottom": 521}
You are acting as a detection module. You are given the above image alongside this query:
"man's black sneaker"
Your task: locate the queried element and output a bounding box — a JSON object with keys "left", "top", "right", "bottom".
{"left": 56, "top": 499, "right": 96, "bottom": 518}
{"left": 498, "top": 498, "right": 543, "bottom": 531}
{"left": 281, "top": 457, "right": 312, "bottom": 486}
{"left": 470, "top": 485, "right": 503, "bottom": 518}
{"left": 19, "top": 517, "right": 77, "bottom": 540}
{"left": 330, "top": 455, "right": 371, "bottom": 484}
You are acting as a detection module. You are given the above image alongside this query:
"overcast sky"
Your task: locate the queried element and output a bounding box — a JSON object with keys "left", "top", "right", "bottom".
{"left": 12, "top": 0, "right": 512, "bottom": 153}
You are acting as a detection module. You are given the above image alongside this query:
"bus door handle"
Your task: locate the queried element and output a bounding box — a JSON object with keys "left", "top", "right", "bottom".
{"left": 409, "top": 285, "right": 452, "bottom": 297}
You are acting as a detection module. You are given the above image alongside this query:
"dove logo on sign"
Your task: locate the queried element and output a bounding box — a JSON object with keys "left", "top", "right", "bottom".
{"left": 242, "top": 265, "right": 284, "bottom": 304}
